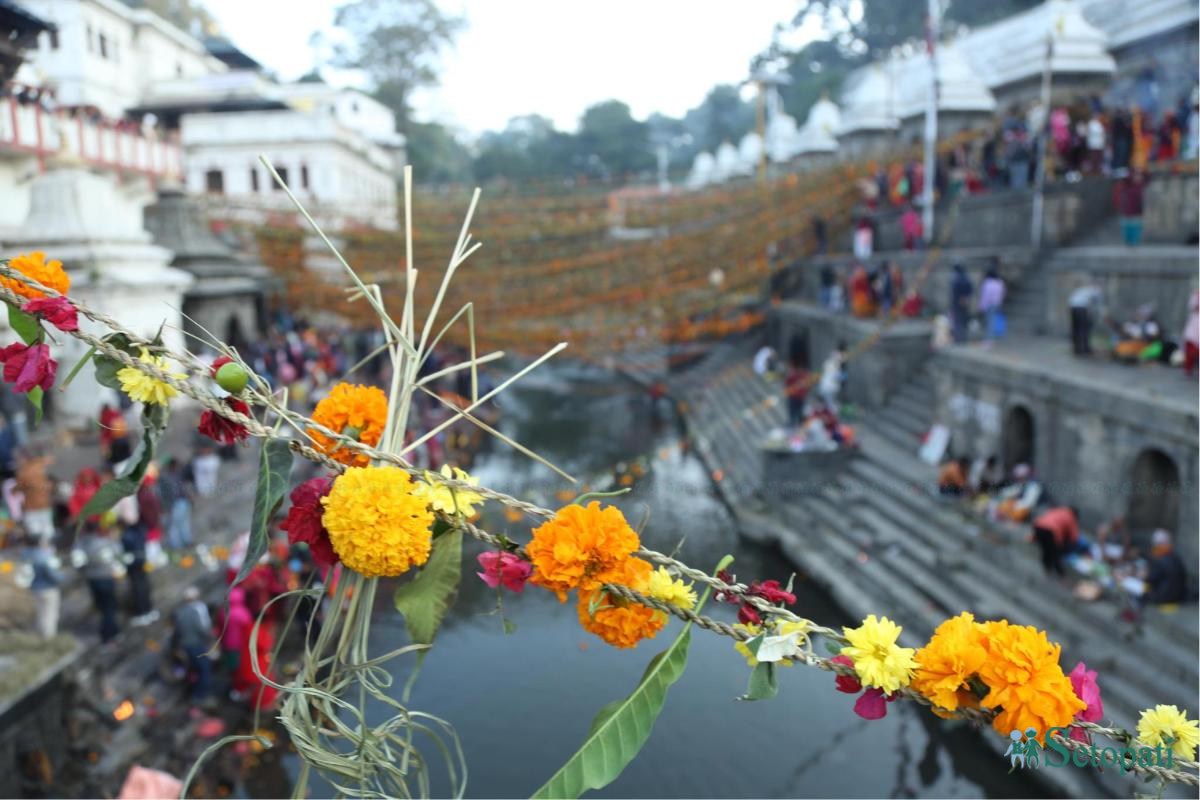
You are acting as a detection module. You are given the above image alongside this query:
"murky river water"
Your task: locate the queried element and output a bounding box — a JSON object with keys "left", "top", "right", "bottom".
{"left": 281, "top": 368, "right": 1046, "bottom": 799}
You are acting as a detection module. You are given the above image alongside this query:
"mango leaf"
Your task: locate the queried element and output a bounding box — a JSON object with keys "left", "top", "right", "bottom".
{"left": 7, "top": 303, "right": 41, "bottom": 344}
{"left": 77, "top": 403, "right": 170, "bottom": 520}
{"left": 740, "top": 662, "right": 779, "bottom": 701}
{"left": 394, "top": 529, "right": 463, "bottom": 645}
{"left": 234, "top": 438, "right": 293, "bottom": 587}
{"left": 26, "top": 387, "right": 43, "bottom": 424}
{"left": 532, "top": 554, "right": 734, "bottom": 800}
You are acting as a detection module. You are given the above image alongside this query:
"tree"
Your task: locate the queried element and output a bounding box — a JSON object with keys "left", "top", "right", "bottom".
{"left": 406, "top": 121, "right": 474, "bottom": 184}
{"left": 130, "top": 0, "right": 219, "bottom": 35}
{"left": 324, "top": 0, "right": 465, "bottom": 135}
{"left": 683, "top": 85, "right": 755, "bottom": 154}
{"left": 576, "top": 101, "right": 653, "bottom": 178}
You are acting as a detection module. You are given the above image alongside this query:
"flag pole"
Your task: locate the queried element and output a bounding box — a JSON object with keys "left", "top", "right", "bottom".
{"left": 921, "top": 0, "right": 939, "bottom": 243}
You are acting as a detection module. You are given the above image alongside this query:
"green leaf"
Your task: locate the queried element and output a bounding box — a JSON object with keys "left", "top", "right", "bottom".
{"left": 60, "top": 345, "right": 96, "bottom": 389}
{"left": 26, "top": 386, "right": 43, "bottom": 424}
{"left": 77, "top": 404, "right": 170, "bottom": 520}
{"left": 502, "top": 618, "right": 517, "bottom": 635}
{"left": 532, "top": 554, "right": 735, "bottom": 800}
{"left": 740, "top": 662, "right": 779, "bottom": 701}
{"left": 394, "top": 529, "right": 463, "bottom": 645}
{"left": 93, "top": 333, "right": 136, "bottom": 390}
{"left": 745, "top": 631, "right": 765, "bottom": 658}
{"left": 7, "top": 303, "right": 41, "bottom": 344}
{"left": 824, "top": 638, "right": 843, "bottom": 656}
{"left": 234, "top": 439, "right": 293, "bottom": 587}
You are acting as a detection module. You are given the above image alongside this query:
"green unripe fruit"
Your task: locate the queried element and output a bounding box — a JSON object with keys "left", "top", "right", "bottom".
{"left": 216, "top": 362, "right": 249, "bottom": 394}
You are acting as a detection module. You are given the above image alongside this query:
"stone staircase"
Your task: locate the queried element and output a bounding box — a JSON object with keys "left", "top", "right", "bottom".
{"left": 669, "top": 342, "right": 1198, "bottom": 798}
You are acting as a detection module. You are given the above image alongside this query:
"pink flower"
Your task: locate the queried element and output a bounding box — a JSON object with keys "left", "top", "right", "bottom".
{"left": 1068, "top": 661, "right": 1104, "bottom": 743}
{"left": 1068, "top": 661, "right": 1103, "bottom": 722}
{"left": 831, "top": 654, "right": 863, "bottom": 694}
{"left": 0, "top": 342, "right": 56, "bottom": 393}
{"left": 736, "top": 603, "right": 762, "bottom": 625}
{"left": 279, "top": 476, "right": 338, "bottom": 568}
{"left": 853, "top": 688, "right": 894, "bottom": 720}
{"left": 22, "top": 297, "right": 78, "bottom": 332}
{"left": 477, "top": 551, "right": 531, "bottom": 592}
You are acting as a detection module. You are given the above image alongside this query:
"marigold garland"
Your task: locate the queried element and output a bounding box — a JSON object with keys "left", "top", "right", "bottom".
{"left": 576, "top": 557, "right": 665, "bottom": 649}
{"left": 976, "top": 620, "right": 1086, "bottom": 742}
{"left": 415, "top": 464, "right": 484, "bottom": 517}
{"left": 309, "top": 382, "right": 388, "bottom": 466}
{"left": 912, "top": 612, "right": 988, "bottom": 717}
{"left": 526, "top": 501, "right": 640, "bottom": 602}
{"left": 2, "top": 252, "right": 70, "bottom": 300}
{"left": 841, "top": 615, "right": 917, "bottom": 694}
{"left": 320, "top": 466, "right": 434, "bottom": 578}
{"left": 117, "top": 349, "right": 184, "bottom": 405}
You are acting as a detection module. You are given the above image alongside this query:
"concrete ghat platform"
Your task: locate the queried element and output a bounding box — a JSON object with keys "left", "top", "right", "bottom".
{"left": 667, "top": 341, "right": 1197, "bottom": 799}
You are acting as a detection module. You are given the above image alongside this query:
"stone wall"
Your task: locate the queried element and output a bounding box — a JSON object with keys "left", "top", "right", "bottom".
{"left": 931, "top": 348, "right": 1199, "bottom": 562}
{"left": 1104, "top": 23, "right": 1200, "bottom": 122}
{"left": 771, "top": 302, "right": 931, "bottom": 408}
{"left": 1045, "top": 247, "right": 1198, "bottom": 335}
{"left": 1143, "top": 169, "right": 1200, "bottom": 244}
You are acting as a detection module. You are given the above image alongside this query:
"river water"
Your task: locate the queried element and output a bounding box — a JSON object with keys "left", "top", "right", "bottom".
{"left": 283, "top": 368, "right": 1046, "bottom": 799}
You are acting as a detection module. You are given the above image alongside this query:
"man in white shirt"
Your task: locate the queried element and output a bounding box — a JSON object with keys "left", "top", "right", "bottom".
{"left": 1068, "top": 284, "right": 1104, "bottom": 356}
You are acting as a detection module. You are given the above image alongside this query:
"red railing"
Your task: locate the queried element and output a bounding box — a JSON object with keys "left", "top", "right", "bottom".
{"left": 0, "top": 93, "right": 182, "bottom": 179}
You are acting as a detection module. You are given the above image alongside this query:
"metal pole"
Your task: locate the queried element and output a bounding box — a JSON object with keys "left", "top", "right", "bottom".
{"left": 921, "top": 0, "right": 939, "bottom": 243}
{"left": 1031, "top": 33, "right": 1054, "bottom": 251}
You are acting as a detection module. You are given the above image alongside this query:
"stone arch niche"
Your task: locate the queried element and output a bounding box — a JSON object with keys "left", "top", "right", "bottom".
{"left": 225, "top": 313, "right": 247, "bottom": 353}
{"left": 1126, "top": 448, "right": 1181, "bottom": 535}
{"left": 1002, "top": 404, "right": 1035, "bottom": 471}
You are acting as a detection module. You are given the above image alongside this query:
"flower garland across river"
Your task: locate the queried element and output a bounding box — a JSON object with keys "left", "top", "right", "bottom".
{"left": 0, "top": 165, "right": 1195, "bottom": 798}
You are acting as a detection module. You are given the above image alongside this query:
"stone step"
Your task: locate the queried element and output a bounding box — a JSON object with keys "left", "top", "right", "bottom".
{"left": 849, "top": 452, "right": 1200, "bottom": 707}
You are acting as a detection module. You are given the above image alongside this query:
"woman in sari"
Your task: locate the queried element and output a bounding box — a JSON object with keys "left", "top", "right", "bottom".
{"left": 849, "top": 264, "right": 875, "bottom": 318}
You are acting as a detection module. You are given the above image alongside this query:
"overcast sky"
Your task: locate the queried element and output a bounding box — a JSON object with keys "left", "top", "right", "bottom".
{"left": 199, "top": 0, "right": 808, "bottom": 138}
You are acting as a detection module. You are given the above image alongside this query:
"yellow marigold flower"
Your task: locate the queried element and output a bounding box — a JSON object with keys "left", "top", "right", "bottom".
{"left": 3, "top": 251, "right": 70, "bottom": 300}
{"left": 310, "top": 382, "right": 388, "bottom": 466}
{"left": 415, "top": 464, "right": 484, "bottom": 516}
{"left": 321, "top": 466, "right": 434, "bottom": 578}
{"left": 576, "top": 557, "right": 664, "bottom": 649}
{"left": 912, "top": 612, "right": 988, "bottom": 716}
{"left": 117, "top": 349, "right": 184, "bottom": 406}
{"left": 646, "top": 566, "right": 697, "bottom": 610}
{"left": 527, "top": 501, "right": 639, "bottom": 602}
{"left": 841, "top": 615, "right": 918, "bottom": 694}
{"left": 976, "top": 620, "right": 1086, "bottom": 742}
{"left": 734, "top": 620, "right": 810, "bottom": 667}
{"left": 1137, "top": 705, "right": 1200, "bottom": 761}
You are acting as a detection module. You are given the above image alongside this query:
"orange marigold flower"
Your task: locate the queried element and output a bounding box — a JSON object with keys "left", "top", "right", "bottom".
{"left": 912, "top": 612, "right": 988, "bottom": 717}
{"left": 526, "top": 501, "right": 640, "bottom": 602}
{"left": 309, "top": 382, "right": 388, "bottom": 466}
{"left": 3, "top": 252, "right": 70, "bottom": 300}
{"left": 576, "top": 557, "right": 665, "bottom": 649}
{"left": 977, "top": 620, "right": 1086, "bottom": 741}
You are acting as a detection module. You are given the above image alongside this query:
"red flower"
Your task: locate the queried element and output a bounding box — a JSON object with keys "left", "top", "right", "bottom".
{"left": 831, "top": 654, "right": 863, "bottom": 693}
{"left": 210, "top": 355, "right": 233, "bottom": 377}
{"left": 748, "top": 579, "right": 796, "bottom": 606}
{"left": 477, "top": 551, "right": 532, "bottom": 592}
{"left": 737, "top": 603, "right": 762, "bottom": 625}
{"left": 0, "top": 342, "right": 56, "bottom": 393}
{"left": 853, "top": 688, "right": 895, "bottom": 720}
{"left": 22, "top": 297, "right": 78, "bottom": 332}
{"left": 197, "top": 397, "right": 252, "bottom": 445}
{"left": 279, "top": 476, "right": 338, "bottom": 568}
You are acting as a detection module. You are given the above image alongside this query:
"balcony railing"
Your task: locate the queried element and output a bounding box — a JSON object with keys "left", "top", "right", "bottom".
{"left": 0, "top": 95, "right": 182, "bottom": 179}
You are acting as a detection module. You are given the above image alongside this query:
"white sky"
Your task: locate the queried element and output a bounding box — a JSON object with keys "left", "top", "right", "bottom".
{"left": 199, "top": 0, "right": 806, "bottom": 138}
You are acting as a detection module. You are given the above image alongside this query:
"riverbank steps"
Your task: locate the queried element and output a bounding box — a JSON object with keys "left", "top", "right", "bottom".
{"left": 652, "top": 340, "right": 1197, "bottom": 799}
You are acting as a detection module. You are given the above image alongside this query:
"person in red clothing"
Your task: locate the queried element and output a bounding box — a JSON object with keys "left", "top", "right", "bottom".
{"left": 1032, "top": 506, "right": 1080, "bottom": 577}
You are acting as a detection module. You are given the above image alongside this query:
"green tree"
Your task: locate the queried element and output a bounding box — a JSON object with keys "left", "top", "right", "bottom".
{"left": 128, "top": 0, "right": 219, "bottom": 34}
{"left": 324, "top": 0, "right": 465, "bottom": 135}
{"left": 683, "top": 85, "right": 755, "bottom": 154}
{"left": 406, "top": 121, "right": 474, "bottom": 184}
{"left": 576, "top": 100, "right": 653, "bottom": 178}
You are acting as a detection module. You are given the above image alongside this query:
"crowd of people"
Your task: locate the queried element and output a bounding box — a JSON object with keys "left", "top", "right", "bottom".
{"left": 935, "top": 455, "right": 1189, "bottom": 615}
{"left": 1068, "top": 285, "right": 1200, "bottom": 377}
{"left": 754, "top": 343, "right": 856, "bottom": 453}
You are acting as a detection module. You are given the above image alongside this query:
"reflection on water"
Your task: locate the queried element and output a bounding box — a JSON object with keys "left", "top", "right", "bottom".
{"left": 286, "top": 370, "right": 1048, "bottom": 799}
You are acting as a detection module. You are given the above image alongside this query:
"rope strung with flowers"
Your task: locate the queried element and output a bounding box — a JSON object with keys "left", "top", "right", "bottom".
{"left": 0, "top": 163, "right": 1195, "bottom": 797}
